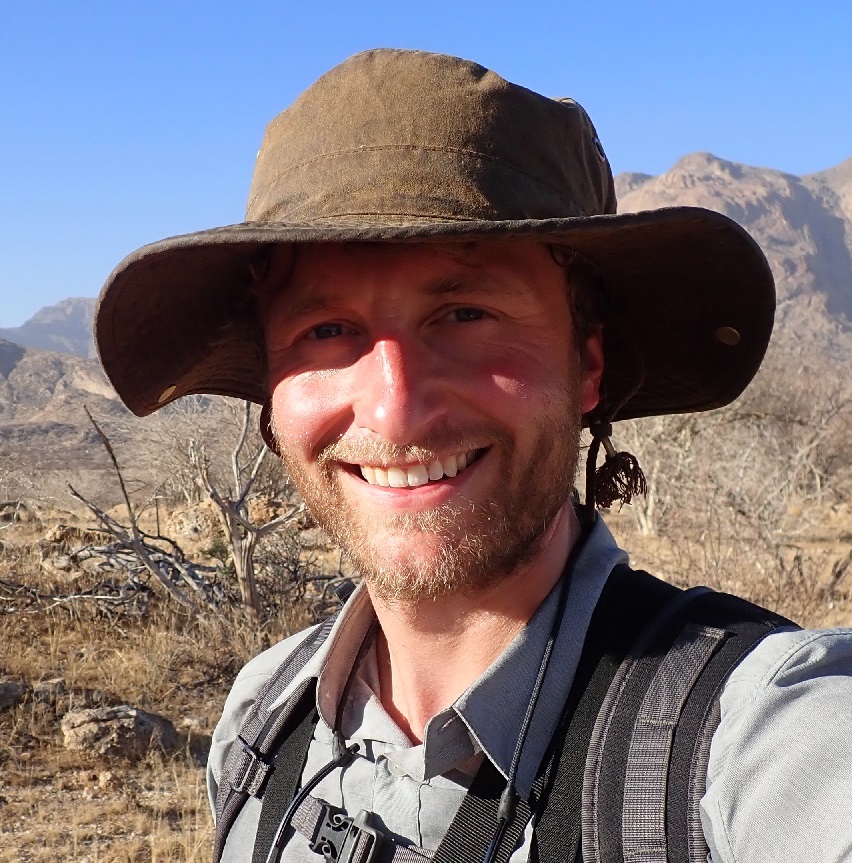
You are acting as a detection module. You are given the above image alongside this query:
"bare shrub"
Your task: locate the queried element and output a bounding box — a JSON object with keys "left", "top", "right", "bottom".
{"left": 608, "top": 343, "right": 852, "bottom": 626}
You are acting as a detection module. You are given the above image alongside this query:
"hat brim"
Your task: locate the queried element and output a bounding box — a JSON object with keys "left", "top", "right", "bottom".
{"left": 94, "top": 206, "right": 774, "bottom": 424}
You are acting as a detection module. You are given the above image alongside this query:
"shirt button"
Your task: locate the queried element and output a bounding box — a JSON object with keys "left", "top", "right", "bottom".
{"left": 385, "top": 759, "right": 408, "bottom": 778}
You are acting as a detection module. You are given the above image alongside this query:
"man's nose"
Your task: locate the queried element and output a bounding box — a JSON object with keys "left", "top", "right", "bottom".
{"left": 351, "top": 338, "right": 442, "bottom": 443}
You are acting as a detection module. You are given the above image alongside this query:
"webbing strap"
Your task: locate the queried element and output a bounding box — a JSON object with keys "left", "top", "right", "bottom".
{"left": 214, "top": 613, "right": 338, "bottom": 863}
{"left": 667, "top": 595, "right": 795, "bottom": 863}
{"left": 621, "top": 624, "right": 726, "bottom": 862}
{"left": 532, "top": 566, "right": 681, "bottom": 863}
{"left": 253, "top": 682, "right": 320, "bottom": 863}
{"left": 581, "top": 584, "right": 711, "bottom": 863}
{"left": 584, "top": 588, "right": 795, "bottom": 863}
{"left": 432, "top": 757, "right": 534, "bottom": 863}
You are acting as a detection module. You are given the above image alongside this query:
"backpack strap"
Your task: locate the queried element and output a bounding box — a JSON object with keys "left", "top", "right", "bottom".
{"left": 432, "top": 565, "right": 682, "bottom": 863}
{"left": 666, "top": 593, "right": 795, "bottom": 863}
{"left": 213, "top": 612, "right": 339, "bottom": 863}
{"left": 582, "top": 587, "right": 795, "bottom": 863}
{"left": 252, "top": 681, "right": 320, "bottom": 863}
{"left": 531, "top": 565, "right": 684, "bottom": 863}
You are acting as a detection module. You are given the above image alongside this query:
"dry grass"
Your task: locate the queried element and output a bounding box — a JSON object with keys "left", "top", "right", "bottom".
{"left": 0, "top": 512, "right": 318, "bottom": 863}
{"left": 606, "top": 503, "right": 852, "bottom": 628}
{"left": 1, "top": 493, "right": 850, "bottom": 862}
{"left": 0, "top": 747, "right": 211, "bottom": 863}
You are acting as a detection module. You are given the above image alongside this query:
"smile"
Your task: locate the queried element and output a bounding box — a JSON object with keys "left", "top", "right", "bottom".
{"left": 355, "top": 449, "right": 482, "bottom": 488}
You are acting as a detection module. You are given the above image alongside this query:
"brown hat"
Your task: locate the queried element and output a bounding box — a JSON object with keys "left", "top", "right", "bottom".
{"left": 95, "top": 48, "right": 774, "bottom": 425}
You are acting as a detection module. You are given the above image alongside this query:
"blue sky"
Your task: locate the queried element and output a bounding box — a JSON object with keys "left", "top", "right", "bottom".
{"left": 1, "top": 0, "right": 850, "bottom": 327}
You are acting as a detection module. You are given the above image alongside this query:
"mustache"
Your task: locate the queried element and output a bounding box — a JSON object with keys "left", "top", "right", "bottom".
{"left": 317, "top": 431, "right": 506, "bottom": 467}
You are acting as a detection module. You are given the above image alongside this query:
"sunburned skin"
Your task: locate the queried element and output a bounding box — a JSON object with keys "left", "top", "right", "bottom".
{"left": 262, "top": 239, "right": 603, "bottom": 734}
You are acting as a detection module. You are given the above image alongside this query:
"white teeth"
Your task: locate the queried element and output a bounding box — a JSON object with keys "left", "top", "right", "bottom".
{"left": 407, "top": 464, "right": 429, "bottom": 486}
{"left": 358, "top": 450, "right": 478, "bottom": 487}
{"left": 387, "top": 467, "right": 408, "bottom": 488}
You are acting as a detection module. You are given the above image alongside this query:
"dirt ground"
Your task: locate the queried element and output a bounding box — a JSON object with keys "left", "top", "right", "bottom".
{"left": 1, "top": 500, "right": 850, "bottom": 862}
{"left": 0, "top": 510, "right": 315, "bottom": 863}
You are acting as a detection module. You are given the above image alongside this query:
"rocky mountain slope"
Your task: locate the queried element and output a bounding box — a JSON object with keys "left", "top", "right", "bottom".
{"left": 0, "top": 297, "right": 96, "bottom": 358}
{"left": 0, "top": 338, "right": 123, "bottom": 467}
{"left": 616, "top": 154, "right": 852, "bottom": 327}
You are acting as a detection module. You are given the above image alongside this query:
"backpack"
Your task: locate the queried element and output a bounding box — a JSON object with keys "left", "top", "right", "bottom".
{"left": 213, "top": 565, "right": 794, "bottom": 863}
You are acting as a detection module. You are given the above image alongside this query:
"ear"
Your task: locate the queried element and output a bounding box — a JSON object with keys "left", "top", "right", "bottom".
{"left": 579, "top": 326, "right": 604, "bottom": 415}
{"left": 259, "top": 401, "right": 282, "bottom": 456}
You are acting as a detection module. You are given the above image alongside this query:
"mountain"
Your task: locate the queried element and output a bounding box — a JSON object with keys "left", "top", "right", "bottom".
{"left": 0, "top": 338, "right": 124, "bottom": 467}
{"left": 0, "top": 297, "right": 97, "bottom": 358}
{"left": 616, "top": 154, "right": 852, "bottom": 327}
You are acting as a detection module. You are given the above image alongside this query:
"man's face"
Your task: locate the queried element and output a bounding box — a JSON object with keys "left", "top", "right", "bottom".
{"left": 263, "top": 240, "right": 603, "bottom": 603}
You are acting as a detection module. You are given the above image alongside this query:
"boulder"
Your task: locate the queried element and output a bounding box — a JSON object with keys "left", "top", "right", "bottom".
{"left": 60, "top": 704, "right": 180, "bottom": 760}
{"left": 32, "top": 677, "right": 66, "bottom": 707}
{"left": 0, "top": 678, "right": 27, "bottom": 711}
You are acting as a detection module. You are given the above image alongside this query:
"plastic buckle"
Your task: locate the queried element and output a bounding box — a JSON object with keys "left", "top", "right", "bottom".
{"left": 231, "top": 736, "right": 273, "bottom": 796}
{"left": 309, "top": 803, "right": 384, "bottom": 863}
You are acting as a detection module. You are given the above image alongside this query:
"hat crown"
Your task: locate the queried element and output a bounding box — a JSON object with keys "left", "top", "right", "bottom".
{"left": 247, "top": 49, "right": 616, "bottom": 226}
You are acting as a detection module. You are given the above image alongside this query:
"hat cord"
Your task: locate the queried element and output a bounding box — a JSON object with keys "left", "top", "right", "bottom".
{"left": 584, "top": 420, "right": 647, "bottom": 521}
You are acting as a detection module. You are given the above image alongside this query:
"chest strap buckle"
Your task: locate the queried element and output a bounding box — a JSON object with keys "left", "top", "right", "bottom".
{"left": 309, "top": 803, "right": 385, "bottom": 863}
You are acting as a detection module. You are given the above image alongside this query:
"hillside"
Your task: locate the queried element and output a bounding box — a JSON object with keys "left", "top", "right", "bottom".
{"left": 0, "top": 297, "right": 96, "bottom": 358}
{"left": 616, "top": 154, "right": 852, "bottom": 327}
{"left": 0, "top": 338, "right": 124, "bottom": 468}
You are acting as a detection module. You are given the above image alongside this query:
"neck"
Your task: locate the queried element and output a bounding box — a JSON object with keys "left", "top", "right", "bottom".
{"left": 369, "top": 502, "right": 582, "bottom": 742}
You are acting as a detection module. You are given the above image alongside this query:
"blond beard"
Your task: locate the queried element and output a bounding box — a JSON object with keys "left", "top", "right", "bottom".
{"left": 272, "top": 393, "right": 583, "bottom": 604}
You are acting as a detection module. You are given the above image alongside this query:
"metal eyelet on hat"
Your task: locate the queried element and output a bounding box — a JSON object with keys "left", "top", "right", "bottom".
{"left": 714, "top": 326, "right": 742, "bottom": 346}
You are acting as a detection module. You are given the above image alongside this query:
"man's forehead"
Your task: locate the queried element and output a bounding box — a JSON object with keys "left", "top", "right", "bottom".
{"left": 259, "top": 240, "right": 555, "bottom": 312}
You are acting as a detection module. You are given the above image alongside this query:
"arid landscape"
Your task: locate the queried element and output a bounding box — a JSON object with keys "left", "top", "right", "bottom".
{"left": 2, "top": 153, "right": 852, "bottom": 861}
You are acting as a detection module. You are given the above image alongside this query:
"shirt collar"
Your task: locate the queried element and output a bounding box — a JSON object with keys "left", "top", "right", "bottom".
{"left": 273, "top": 514, "right": 627, "bottom": 799}
{"left": 449, "top": 514, "right": 627, "bottom": 798}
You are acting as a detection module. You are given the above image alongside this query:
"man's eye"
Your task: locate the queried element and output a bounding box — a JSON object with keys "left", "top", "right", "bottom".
{"left": 310, "top": 323, "right": 345, "bottom": 340}
{"left": 450, "top": 308, "right": 486, "bottom": 322}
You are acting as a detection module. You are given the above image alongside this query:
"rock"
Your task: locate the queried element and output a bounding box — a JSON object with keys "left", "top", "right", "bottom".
{"left": 180, "top": 713, "right": 207, "bottom": 732}
{"left": 165, "top": 502, "right": 220, "bottom": 541}
{"left": 43, "top": 523, "right": 110, "bottom": 546}
{"left": 97, "top": 770, "right": 122, "bottom": 791}
{"left": 0, "top": 678, "right": 27, "bottom": 711}
{"left": 60, "top": 705, "right": 180, "bottom": 760}
{"left": 53, "top": 686, "right": 116, "bottom": 717}
{"left": 50, "top": 554, "right": 73, "bottom": 571}
{"left": 0, "top": 502, "right": 35, "bottom": 523}
{"left": 32, "top": 677, "right": 66, "bottom": 707}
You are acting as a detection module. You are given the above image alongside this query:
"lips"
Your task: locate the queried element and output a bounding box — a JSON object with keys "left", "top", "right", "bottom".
{"left": 356, "top": 449, "right": 479, "bottom": 488}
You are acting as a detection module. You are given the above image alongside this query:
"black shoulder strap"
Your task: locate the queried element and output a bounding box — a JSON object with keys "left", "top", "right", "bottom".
{"left": 666, "top": 593, "right": 794, "bottom": 863}
{"left": 213, "top": 614, "right": 338, "bottom": 863}
{"left": 581, "top": 585, "right": 794, "bottom": 863}
{"left": 531, "top": 564, "right": 683, "bottom": 863}
{"left": 252, "top": 682, "right": 320, "bottom": 863}
{"left": 434, "top": 564, "right": 681, "bottom": 863}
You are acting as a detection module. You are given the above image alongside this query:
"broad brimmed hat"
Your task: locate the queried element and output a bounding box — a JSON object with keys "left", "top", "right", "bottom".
{"left": 95, "top": 48, "right": 775, "bottom": 426}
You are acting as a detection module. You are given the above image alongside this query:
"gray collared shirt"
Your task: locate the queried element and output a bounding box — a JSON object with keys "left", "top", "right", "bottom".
{"left": 208, "top": 518, "right": 852, "bottom": 862}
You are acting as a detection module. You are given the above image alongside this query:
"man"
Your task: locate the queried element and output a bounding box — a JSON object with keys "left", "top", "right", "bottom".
{"left": 95, "top": 50, "right": 852, "bottom": 862}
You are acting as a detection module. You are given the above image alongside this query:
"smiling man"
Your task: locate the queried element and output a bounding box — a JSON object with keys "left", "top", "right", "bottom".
{"left": 95, "top": 50, "right": 852, "bottom": 863}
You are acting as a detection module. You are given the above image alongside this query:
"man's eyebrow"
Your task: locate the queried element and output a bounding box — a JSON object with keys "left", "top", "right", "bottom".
{"left": 278, "top": 294, "right": 339, "bottom": 321}
{"left": 425, "top": 276, "right": 523, "bottom": 298}
{"left": 274, "top": 276, "right": 524, "bottom": 320}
